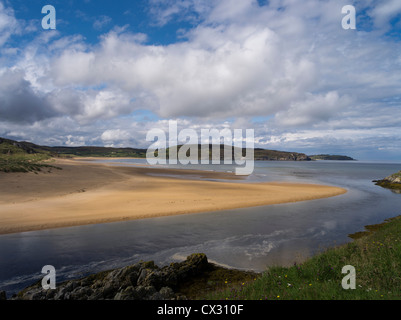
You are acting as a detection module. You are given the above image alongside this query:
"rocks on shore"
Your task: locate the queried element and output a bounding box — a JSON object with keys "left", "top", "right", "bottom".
{"left": 381, "top": 171, "right": 401, "bottom": 184}
{"left": 374, "top": 171, "right": 401, "bottom": 194}
{"left": 10, "top": 253, "right": 209, "bottom": 301}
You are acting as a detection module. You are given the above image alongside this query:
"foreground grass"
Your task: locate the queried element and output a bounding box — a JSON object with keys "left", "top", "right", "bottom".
{"left": 205, "top": 216, "right": 401, "bottom": 300}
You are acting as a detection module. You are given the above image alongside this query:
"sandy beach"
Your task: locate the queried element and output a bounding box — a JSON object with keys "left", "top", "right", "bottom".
{"left": 0, "top": 159, "right": 347, "bottom": 235}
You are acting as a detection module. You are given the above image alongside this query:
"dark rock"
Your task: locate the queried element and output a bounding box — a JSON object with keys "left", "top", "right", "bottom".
{"left": 133, "top": 285, "right": 147, "bottom": 299}
{"left": 114, "top": 286, "right": 135, "bottom": 300}
{"left": 70, "top": 287, "right": 91, "bottom": 300}
{"left": 31, "top": 291, "right": 44, "bottom": 300}
{"left": 159, "top": 287, "right": 174, "bottom": 299}
{"left": 137, "top": 268, "right": 151, "bottom": 286}
{"left": 88, "top": 291, "right": 103, "bottom": 300}
{"left": 128, "top": 271, "right": 139, "bottom": 286}
{"left": 45, "top": 289, "right": 56, "bottom": 300}
{"left": 139, "top": 260, "right": 157, "bottom": 270}
{"left": 12, "top": 253, "right": 212, "bottom": 300}
{"left": 54, "top": 287, "right": 66, "bottom": 300}
{"left": 143, "top": 286, "right": 157, "bottom": 298}
{"left": 102, "top": 282, "right": 118, "bottom": 299}
{"left": 149, "top": 292, "right": 164, "bottom": 300}
{"left": 173, "top": 253, "right": 208, "bottom": 281}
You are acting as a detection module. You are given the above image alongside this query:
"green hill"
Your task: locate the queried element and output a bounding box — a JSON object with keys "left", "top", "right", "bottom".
{"left": 0, "top": 137, "right": 313, "bottom": 172}
{"left": 0, "top": 138, "right": 57, "bottom": 173}
{"left": 309, "top": 154, "right": 355, "bottom": 161}
{"left": 155, "top": 144, "right": 311, "bottom": 161}
{"left": 0, "top": 137, "right": 148, "bottom": 158}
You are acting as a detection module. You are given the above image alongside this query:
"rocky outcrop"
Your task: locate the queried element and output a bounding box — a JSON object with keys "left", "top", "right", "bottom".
{"left": 10, "top": 253, "right": 210, "bottom": 300}
{"left": 374, "top": 171, "right": 401, "bottom": 194}
{"left": 383, "top": 171, "right": 401, "bottom": 184}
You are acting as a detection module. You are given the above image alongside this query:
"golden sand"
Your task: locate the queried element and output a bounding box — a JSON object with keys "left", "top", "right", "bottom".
{"left": 0, "top": 159, "right": 347, "bottom": 235}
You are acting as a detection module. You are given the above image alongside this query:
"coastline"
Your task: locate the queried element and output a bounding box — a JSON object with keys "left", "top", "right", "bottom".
{"left": 0, "top": 158, "right": 347, "bottom": 235}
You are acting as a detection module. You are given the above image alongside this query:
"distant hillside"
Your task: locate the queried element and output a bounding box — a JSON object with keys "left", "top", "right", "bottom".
{"left": 153, "top": 144, "right": 310, "bottom": 161}
{"left": 40, "top": 145, "right": 148, "bottom": 158}
{"left": 254, "top": 148, "right": 310, "bottom": 161}
{"left": 0, "top": 137, "right": 311, "bottom": 162}
{"left": 0, "top": 138, "right": 147, "bottom": 158}
{"left": 309, "top": 154, "right": 355, "bottom": 161}
{"left": 0, "top": 137, "right": 42, "bottom": 155}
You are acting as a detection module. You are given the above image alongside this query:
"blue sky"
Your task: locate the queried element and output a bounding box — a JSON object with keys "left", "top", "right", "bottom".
{"left": 1, "top": 0, "right": 401, "bottom": 161}
{"left": 7, "top": 0, "right": 207, "bottom": 45}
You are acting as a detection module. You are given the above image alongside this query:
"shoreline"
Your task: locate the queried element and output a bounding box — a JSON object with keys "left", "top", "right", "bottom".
{"left": 6, "top": 215, "right": 401, "bottom": 300}
{"left": 0, "top": 158, "right": 347, "bottom": 235}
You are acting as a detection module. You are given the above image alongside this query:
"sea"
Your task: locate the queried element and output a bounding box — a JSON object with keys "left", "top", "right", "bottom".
{"left": 1, "top": 159, "right": 401, "bottom": 296}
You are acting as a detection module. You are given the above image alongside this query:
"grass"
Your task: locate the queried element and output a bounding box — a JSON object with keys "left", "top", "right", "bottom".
{"left": 0, "top": 152, "right": 61, "bottom": 173}
{"left": 376, "top": 181, "right": 401, "bottom": 192}
{"left": 203, "top": 216, "right": 401, "bottom": 300}
{"left": 0, "top": 140, "right": 63, "bottom": 173}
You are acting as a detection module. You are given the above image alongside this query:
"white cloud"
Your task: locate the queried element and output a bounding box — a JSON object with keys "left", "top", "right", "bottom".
{"left": 66, "top": 135, "right": 86, "bottom": 146}
{"left": 0, "top": 2, "right": 19, "bottom": 46}
{"left": 274, "top": 91, "right": 350, "bottom": 127}
{"left": 47, "top": 23, "right": 319, "bottom": 120}
{"left": 78, "top": 89, "right": 135, "bottom": 123}
{"left": 100, "top": 129, "right": 131, "bottom": 146}
{"left": 51, "top": 50, "right": 96, "bottom": 86}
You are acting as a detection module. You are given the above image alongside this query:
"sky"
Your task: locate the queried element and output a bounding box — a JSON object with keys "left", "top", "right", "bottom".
{"left": 0, "top": 0, "right": 401, "bottom": 161}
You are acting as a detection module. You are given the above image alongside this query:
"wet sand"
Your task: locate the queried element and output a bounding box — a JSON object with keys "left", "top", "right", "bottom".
{"left": 0, "top": 159, "right": 347, "bottom": 235}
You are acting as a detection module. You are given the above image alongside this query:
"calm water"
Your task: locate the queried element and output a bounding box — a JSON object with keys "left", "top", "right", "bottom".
{"left": 1, "top": 160, "right": 401, "bottom": 296}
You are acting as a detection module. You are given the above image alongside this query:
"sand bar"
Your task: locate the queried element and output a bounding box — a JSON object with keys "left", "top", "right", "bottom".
{"left": 0, "top": 159, "right": 347, "bottom": 235}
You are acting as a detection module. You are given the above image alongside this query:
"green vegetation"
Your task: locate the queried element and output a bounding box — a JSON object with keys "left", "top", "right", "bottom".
{"left": 309, "top": 154, "right": 355, "bottom": 161}
{"left": 0, "top": 139, "right": 60, "bottom": 173}
{"left": 375, "top": 181, "right": 401, "bottom": 192}
{"left": 204, "top": 216, "right": 401, "bottom": 300}
{"left": 0, "top": 153, "right": 60, "bottom": 173}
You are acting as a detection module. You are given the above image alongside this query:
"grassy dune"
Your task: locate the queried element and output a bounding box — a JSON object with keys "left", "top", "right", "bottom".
{"left": 0, "top": 141, "right": 60, "bottom": 173}
{"left": 0, "top": 154, "right": 61, "bottom": 173}
{"left": 205, "top": 216, "right": 401, "bottom": 300}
